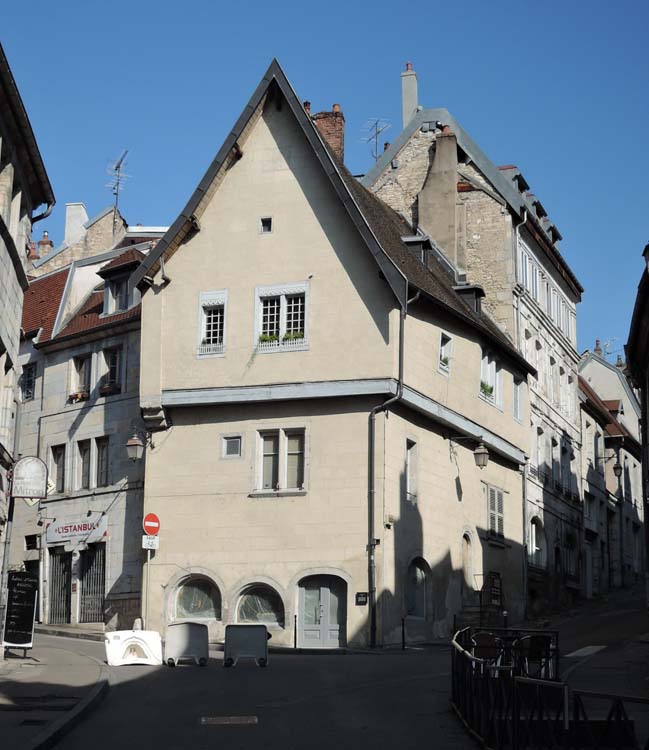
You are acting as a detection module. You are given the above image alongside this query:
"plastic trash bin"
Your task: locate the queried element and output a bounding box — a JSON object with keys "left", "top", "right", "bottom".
{"left": 223, "top": 624, "right": 268, "bottom": 668}
{"left": 165, "top": 622, "right": 209, "bottom": 667}
{"left": 105, "top": 630, "right": 163, "bottom": 666}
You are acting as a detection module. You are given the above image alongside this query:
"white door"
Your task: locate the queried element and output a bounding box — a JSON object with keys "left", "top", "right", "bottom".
{"left": 299, "top": 576, "right": 346, "bottom": 648}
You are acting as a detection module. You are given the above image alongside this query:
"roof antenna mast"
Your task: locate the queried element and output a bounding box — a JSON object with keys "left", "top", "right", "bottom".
{"left": 106, "top": 149, "right": 129, "bottom": 236}
{"left": 361, "top": 119, "right": 391, "bottom": 162}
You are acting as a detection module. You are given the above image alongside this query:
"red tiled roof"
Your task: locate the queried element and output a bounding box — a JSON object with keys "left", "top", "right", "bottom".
{"left": 578, "top": 376, "right": 612, "bottom": 425}
{"left": 602, "top": 399, "right": 622, "bottom": 412}
{"left": 54, "top": 291, "right": 140, "bottom": 341}
{"left": 21, "top": 268, "right": 70, "bottom": 343}
{"left": 98, "top": 248, "right": 145, "bottom": 276}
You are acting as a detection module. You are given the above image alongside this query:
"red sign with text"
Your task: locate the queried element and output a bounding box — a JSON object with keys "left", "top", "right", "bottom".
{"left": 143, "top": 512, "right": 161, "bottom": 536}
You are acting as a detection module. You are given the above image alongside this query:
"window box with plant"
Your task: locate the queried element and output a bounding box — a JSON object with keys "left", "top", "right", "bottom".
{"left": 479, "top": 350, "right": 501, "bottom": 406}
{"left": 438, "top": 333, "right": 452, "bottom": 374}
{"left": 256, "top": 283, "right": 309, "bottom": 352}
{"left": 69, "top": 390, "right": 90, "bottom": 403}
{"left": 480, "top": 380, "right": 494, "bottom": 399}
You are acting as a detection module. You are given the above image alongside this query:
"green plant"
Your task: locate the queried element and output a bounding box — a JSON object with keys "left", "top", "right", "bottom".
{"left": 440, "top": 355, "right": 449, "bottom": 367}
{"left": 258, "top": 333, "right": 279, "bottom": 344}
{"left": 480, "top": 380, "right": 494, "bottom": 398}
{"left": 282, "top": 331, "right": 304, "bottom": 341}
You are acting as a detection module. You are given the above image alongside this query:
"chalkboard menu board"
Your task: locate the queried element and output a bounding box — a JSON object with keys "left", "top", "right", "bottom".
{"left": 3, "top": 570, "right": 38, "bottom": 648}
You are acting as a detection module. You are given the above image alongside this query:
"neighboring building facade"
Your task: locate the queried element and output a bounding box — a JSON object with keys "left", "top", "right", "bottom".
{"left": 9, "top": 245, "right": 151, "bottom": 629}
{"left": 132, "top": 61, "right": 535, "bottom": 648}
{"left": 0, "top": 43, "right": 54, "bottom": 602}
{"left": 625, "top": 244, "right": 649, "bottom": 608}
{"left": 362, "top": 64, "right": 584, "bottom": 613}
{"left": 580, "top": 346, "right": 644, "bottom": 589}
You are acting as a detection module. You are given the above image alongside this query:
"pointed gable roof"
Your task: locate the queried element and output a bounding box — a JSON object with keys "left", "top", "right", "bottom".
{"left": 132, "top": 60, "right": 533, "bottom": 375}
{"left": 21, "top": 267, "right": 70, "bottom": 342}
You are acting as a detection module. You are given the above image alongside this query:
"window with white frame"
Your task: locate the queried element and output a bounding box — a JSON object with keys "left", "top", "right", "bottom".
{"left": 77, "top": 440, "right": 91, "bottom": 490}
{"left": 256, "top": 283, "right": 308, "bottom": 351}
{"left": 405, "top": 439, "right": 418, "bottom": 504}
{"left": 480, "top": 350, "right": 502, "bottom": 406}
{"left": 96, "top": 437, "right": 109, "bottom": 487}
{"left": 222, "top": 435, "right": 242, "bottom": 459}
{"left": 529, "top": 518, "right": 547, "bottom": 568}
{"left": 100, "top": 347, "right": 122, "bottom": 395}
{"left": 105, "top": 277, "right": 129, "bottom": 314}
{"left": 198, "top": 290, "right": 227, "bottom": 356}
{"left": 20, "top": 363, "right": 36, "bottom": 402}
{"left": 513, "top": 379, "right": 523, "bottom": 421}
{"left": 72, "top": 355, "right": 91, "bottom": 399}
{"left": 257, "top": 428, "right": 306, "bottom": 492}
{"left": 439, "top": 333, "right": 452, "bottom": 373}
{"left": 51, "top": 444, "right": 66, "bottom": 493}
{"left": 486, "top": 484, "right": 504, "bottom": 537}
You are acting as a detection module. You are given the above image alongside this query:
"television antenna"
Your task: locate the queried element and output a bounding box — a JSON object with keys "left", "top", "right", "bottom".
{"left": 361, "top": 118, "right": 391, "bottom": 162}
{"left": 602, "top": 337, "right": 621, "bottom": 358}
{"left": 106, "top": 149, "right": 129, "bottom": 235}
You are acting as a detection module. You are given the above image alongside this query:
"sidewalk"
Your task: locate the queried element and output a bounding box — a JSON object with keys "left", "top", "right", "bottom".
{"left": 0, "top": 640, "right": 109, "bottom": 749}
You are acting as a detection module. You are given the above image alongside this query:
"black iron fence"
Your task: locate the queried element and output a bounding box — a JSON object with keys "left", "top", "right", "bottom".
{"left": 451, "top": 627, "right": 649, "bottom": 750}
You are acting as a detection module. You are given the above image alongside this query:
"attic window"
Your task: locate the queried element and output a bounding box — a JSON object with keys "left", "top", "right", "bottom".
{"left": 260, "top": 217, "right": 273, "bottom": 234}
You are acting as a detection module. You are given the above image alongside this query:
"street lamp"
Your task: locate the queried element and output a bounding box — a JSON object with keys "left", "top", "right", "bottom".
{"left": 449, "top": 435, "right": 490, "bottom": 469}
{"left": 613, "top": 461, "right": 623, "bottom": 479}
{"left": 126, "top": 429, "right": 154, "bottom": 462}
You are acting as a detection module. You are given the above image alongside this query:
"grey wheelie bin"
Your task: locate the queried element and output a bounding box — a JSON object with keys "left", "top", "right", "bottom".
{"left": 164, "top": 622, "right": 209, "bottom": 667}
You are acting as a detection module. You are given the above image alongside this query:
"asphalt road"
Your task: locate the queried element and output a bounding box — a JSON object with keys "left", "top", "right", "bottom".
{"left": 54, "top": 641, "right": 471, "bottom": 750}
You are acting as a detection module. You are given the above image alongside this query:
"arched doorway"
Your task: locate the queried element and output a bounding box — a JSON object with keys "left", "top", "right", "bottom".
{"left": 298, "top": 575, "right": 347, "bottom": 648}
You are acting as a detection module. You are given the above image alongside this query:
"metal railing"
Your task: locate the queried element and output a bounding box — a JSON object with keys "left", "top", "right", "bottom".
{"left": 450, "top": 627, "right": 649, "bottom": 749}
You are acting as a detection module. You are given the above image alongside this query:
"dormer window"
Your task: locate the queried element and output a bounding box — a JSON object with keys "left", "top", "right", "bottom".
{"left": 105, "top": 277, "right": 129, "bottom": 315}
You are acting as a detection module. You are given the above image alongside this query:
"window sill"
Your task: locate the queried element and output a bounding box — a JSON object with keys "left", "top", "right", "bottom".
{"left": 248, "top": 490, "right": 307, "bottom": 498}
{"left": 479, "top": 393, "right": 502, "bottom": 411}
{"left": 197, "top": 344, "right": 225, "bottom": 358}
{"left": 438, "top": 364, "right": 450, "bottom": 377}
{"left": 481, "top": 533, "right": 507, "bottom": 549}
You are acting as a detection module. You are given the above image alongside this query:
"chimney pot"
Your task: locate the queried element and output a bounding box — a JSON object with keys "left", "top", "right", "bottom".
{"left": 594, "top": 339, "right": 602, "bottom": 356}
{"left": 383, "top": 142, "right": 390, "bottom": 152}
{"left": 332, "top": 103, "right": 341, "bottom": 113}
{"left": 304, "top": 100, "right": 311, "bottom": 114}
{"left": 406, "top": 62, "right": 413, "bottom": 71}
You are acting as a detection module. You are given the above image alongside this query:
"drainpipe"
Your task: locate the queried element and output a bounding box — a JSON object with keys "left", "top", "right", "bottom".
{"left": 522, "top": 462, "right": 528, "bottom": 619}
{"left": 367, "top": 290, "right": 420, "bottom": 648}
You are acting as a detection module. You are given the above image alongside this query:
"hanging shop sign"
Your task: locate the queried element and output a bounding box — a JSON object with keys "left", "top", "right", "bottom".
{"left": 46, "top": 515, "right": 108, "bottom": 545}
{"left": 12, "top": 457, "right": 48, "bottom": 499}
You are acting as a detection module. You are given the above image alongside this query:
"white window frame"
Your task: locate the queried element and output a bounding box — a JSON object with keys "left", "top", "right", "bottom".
{"left": 513, "top": 379, "right": 523, "bottom": 422}
{"left": 50, "top": 443, "right": 67, "bottom": 494}
{"left": 485, "top": 483, "right": 505, "bottom": 538}
{"left": 254, "top": 282, "right": 309, "bottom": 353}
{"left": 255, "top": 428, "right": 307, "bottom": 493}
{"left": 99, "top": 346, "right": 123, "bottom": 396}
{"left": 405, "top": 439, "right": 418, "bottom": 504}
{"left": 76, "top": 439, "right": 91, "bottom": 490}
{"left": 197, "top": 290, "right": 227, "bottom": 357}
{"left": 221, "top": 434, "right": 243, "bottom": 459}
{"left": 438, "top": 332, "right": 452, "bottom": 375}
{"left": 480, "top": 350, "right": 502, "bottom": 408}
{"left": 103, "top": 275, "right": 130, "bottom": 315}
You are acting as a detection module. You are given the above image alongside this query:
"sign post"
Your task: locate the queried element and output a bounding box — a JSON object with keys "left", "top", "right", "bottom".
{"left": 0, "top": 457, "right": 47, "bottom": 659}
{"left": 142, "top": 513, "right": 160, "bottom": 630}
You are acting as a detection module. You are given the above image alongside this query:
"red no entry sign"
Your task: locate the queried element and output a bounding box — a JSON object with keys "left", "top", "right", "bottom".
{"left": 143, "top": 513, "right": 161, "bottom": 536}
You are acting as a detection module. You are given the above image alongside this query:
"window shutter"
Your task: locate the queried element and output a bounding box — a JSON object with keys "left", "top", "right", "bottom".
{"left": 488, "top": 487, "right": 497, "bottom": 533}
{"left": 497, "top": 490, "right": 504, "bottom": 536}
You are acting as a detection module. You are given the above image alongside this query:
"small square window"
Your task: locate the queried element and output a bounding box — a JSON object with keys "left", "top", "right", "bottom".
{"left": 25, "top": 534, "right": 39, "bottom": 551}
{"left": 223, "top": 436, "right": 242, "bottom": 458}
{"left": 260, "top": 217, "right": 273, "bottom": 234}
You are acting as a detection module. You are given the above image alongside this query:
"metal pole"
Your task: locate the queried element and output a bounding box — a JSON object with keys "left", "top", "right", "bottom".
{"left": 617, "top": 455, "right": 624, "bottom": 588}
{"left": 144, "top": 548, "right": 151, "bottom": 630}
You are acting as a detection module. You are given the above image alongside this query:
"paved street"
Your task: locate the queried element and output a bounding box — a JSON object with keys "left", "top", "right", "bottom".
{"left": 56, "top": 641, "right": 469, "bottom": 750}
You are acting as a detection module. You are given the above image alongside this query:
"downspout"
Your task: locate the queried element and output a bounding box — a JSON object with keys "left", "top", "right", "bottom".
{"left": 522, "top": 462, "right": 528, "bottom": 620}
{"left": 368, "top": 289, "right": 420, "bottom": 648}
{"left": 31, "top": 202, "right": 54, "bottom": 225}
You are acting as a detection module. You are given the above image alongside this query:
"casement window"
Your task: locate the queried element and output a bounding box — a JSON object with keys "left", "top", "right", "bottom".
{"left": 255, "top": 283, "right": 309, "bottom": 352}
{"left": 222, "top": 435, "right": 242, "bottom": 459}
{"left": 72, "top": 355, "right": 91, "bottom": 399}
{"left": 529, "top": 518, "right": 547, "bottom": 568}
{"left": 486, "top": 484, "right": 504, "bottom": 537}
{"left": 480, "top": 350, "right": 502, "bottom": 407}
{"left": 257, "top": 429, "right": 306, "bottom": 492}
{"left": 78, "top": 440, "right": 91, "bottom": 490}
{"left": 519, "top": 249, "right": 529, "bottom": 288}
{"left": 21, "top": 363, "right": 36, "bottom": 402}
{"left": 100, "top": 347, "right": 122, "bottom": 395}
{"left": 531, "top": 265, "right": 539, "bottom": 301}
{"left": 96, "top": 437, "right": 109, "bottom": 487}
{"left": 198, "top": 290, "right": 227, "bottom": 356}
{"left": 51, "top": 444, "right": 66, "bottom": 493}
{"left": 513, "top": 379, "right": 523, "bottom": 421}
{"left": 439, "top": 333, "right": 452, "bottom": 373}
{"left": 104, "top": 277, "right": 129, "bottom": 314}
{"left": 405, "top": 439, "right": 418, "bottom": 504}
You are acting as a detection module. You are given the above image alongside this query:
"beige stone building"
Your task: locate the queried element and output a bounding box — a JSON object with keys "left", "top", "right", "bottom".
{"left": 362, "top": 64, "right": 584, "bottom": 613}
{"left": 0, "top": 43, "right": 54, "bottom": 615}
{"left": 132, "top": 61, "right": 535, "bottom": 648}
{"left": 9, "top": 224, "right": 164, "bottom": 629}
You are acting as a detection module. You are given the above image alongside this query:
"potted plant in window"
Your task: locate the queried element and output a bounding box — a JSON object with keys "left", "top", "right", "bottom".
{"left": 99, "top": 381, "right": 120, "bottom": 396}
{"left": 282, "top": 331, "right": 304, "bottom": 342}
{"left": 258, "top": 333, "right": 279, "bottom": 345}
{"left": 439, "top": 355, "right": 449, "bottom": 368}
{"left": 69, "top": 390, "right": 90, "bottom": 403}
{"left": 480, "top": 380, "right": 494, "bottom": 399}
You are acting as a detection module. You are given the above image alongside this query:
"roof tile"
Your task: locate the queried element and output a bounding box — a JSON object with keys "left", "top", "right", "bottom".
{"left": 21, "top": 268, "right": 70, "bottom": 342}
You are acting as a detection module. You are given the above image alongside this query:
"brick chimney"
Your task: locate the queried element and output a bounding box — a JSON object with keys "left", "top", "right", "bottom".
{"left": 312, "top": 104, "right": 345, "bottom": 162}
{"left": 616, "top": 354, "right": 625, "bottom": 369}
{"left": 29, "top": 230, "right": 53, "bottom": 260}
{"left": 594, "top": 339, "right": 602, "bottom": 356}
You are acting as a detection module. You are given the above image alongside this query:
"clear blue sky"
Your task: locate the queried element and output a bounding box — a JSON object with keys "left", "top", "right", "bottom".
{"left": 4, "top": 0, "right": 648, "bottom": 355}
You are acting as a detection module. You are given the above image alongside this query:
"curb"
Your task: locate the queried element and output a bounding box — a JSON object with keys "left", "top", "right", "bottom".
{"left": 35, "top": 626, "right": 105, "bottom": 643}
{"left": 26, "top": 649, "right": 110, "bottom": 750}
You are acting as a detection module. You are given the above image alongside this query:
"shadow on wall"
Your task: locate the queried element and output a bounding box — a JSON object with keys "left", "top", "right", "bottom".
{"left": 346, "top": 433, "right": 526, "bottom": 647}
